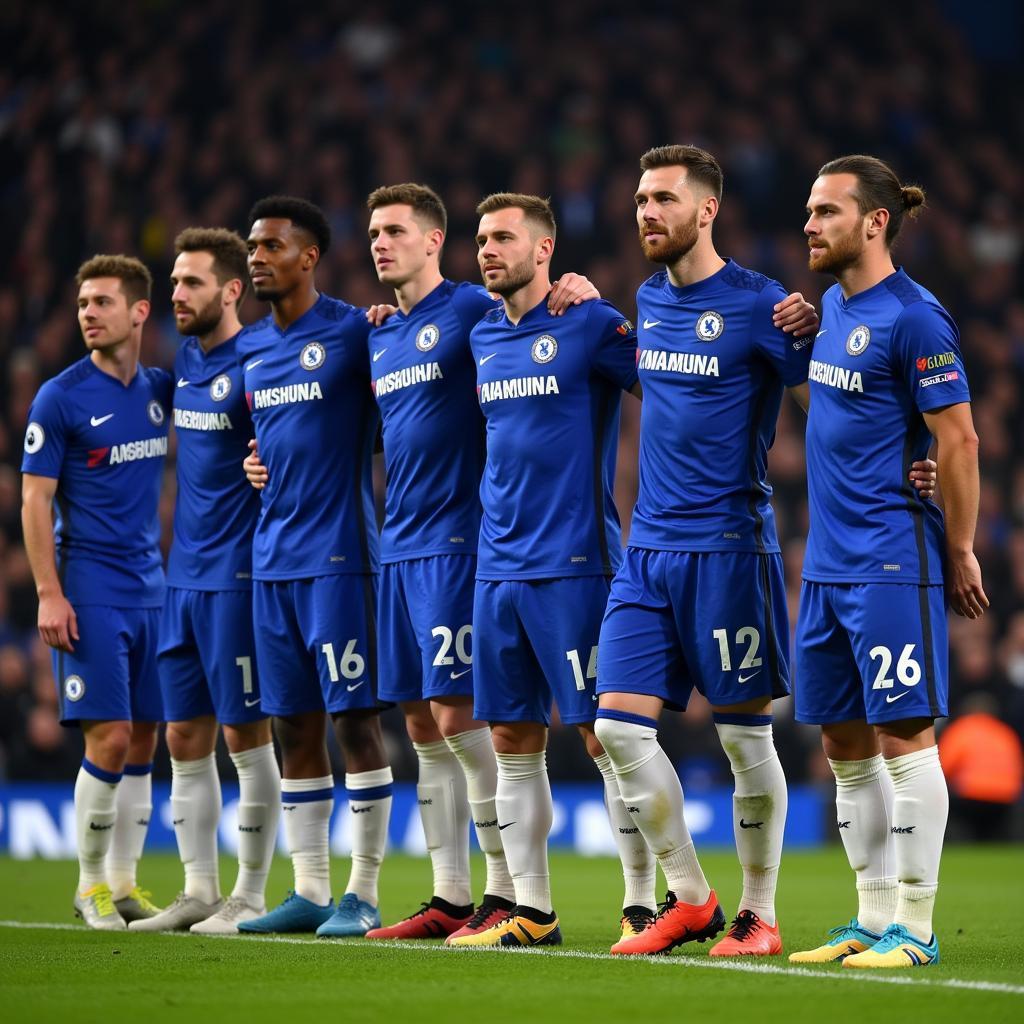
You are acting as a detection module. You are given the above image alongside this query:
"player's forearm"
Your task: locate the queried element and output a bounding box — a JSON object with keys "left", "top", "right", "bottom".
{"left": 21, "top": 492, "right": 63, "bottom": 598}
{"left": 937, "top": 431, "right": 981, "bottom": 557}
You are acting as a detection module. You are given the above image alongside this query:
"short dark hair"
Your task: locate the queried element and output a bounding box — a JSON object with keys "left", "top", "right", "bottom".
{"left": 639, "top": 145, "right": 724, "bottom": 201}
{"left": 248, "top": 195, "right": 331, "bottom": 255}
{"left": 367, "top": 183, "right": 447, "bottom": 233}
{"left": 817, "top": 154, "right": 926, "bottom": 247}
{"left": 475, "top": 193, "right": 556, "bottom": 239}
{"left": 174, "top": 227, "right": 249, "bottom": 298}
{"left": 75, "top": 254, "right": 152, "bottom": 304}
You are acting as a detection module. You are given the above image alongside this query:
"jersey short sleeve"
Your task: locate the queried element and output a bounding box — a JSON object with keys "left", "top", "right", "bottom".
{"left": 450, "top": 283, "right": 500, "bottom": 336}
{"left": 752, "top": 283, "right": 813, "bottom": 387}
{"left": 21, "top": 381, "right": 69, "bottom": 479}
{"left": 890, "top": 301, "right": 971, "bottom": 413}
{"left": 584, "top": 301, "right": 639, "bottom": 391}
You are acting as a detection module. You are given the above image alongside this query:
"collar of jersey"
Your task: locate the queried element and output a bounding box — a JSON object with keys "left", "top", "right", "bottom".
{"left": 267, "top": 293, "right": 327, "bottom": 336}
{"left": 838, "top": 267, "right": 906, "bottom": 309}
{"left": 500, "top": 294, "right": 553, "bottom": 329}
{"left": 663, "top": 257, "right": 732, "bottom": 300}
{"left": 181, "top": 331, "right": 240, "bottom": 377}
{"left": 85, "top": 355, "right": 143, "bottom": 390}
{"left": 388, "top": 278, "right": 451, "bottom": 325}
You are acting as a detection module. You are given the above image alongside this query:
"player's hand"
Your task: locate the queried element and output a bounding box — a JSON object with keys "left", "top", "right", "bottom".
{"left": 38, "top": 592, "right": 79, "bottom": 652}
{"left": 909, "top": 459, "right": 937, "bottom": 500}
{"left": 946, "top": 550, "right": 989, "bottom": 619}
{"left": 773, "top": 293, "right": 819, "bottom": 336}
{"left": 366, "top": 304, "right": 398, "bottom": 327}
{"left": 548, "top": 273, "right": 600, "bottom": 315}
{"left": 244, "top": 438, "right": 268, "bottom": 490}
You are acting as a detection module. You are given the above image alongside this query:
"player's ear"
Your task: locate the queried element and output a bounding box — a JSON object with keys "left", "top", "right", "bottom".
{"left": 303, "top": 245, "right": 320, "bottom": 271}
{"left": 131, "top": 299, "right": 151, "bottom": 326}
{"left": 426, "top": 228, "right": 445, "bottom": 256}
{"left": 536, "top": 235, "right": 555, "bottom": 264}
{"left": 224, "top": 278, "right": 244, "bottom": 306}
{"left": 865, "top": 207, "right": 889, "bottom": 241}
{"left": 700, "top": 195, "right": 719, "bottom": 228}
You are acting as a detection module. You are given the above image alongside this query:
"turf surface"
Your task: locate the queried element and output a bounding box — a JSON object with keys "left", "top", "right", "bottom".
{"left": 1, "top": 847, "right": 1021, "bottom": 1023}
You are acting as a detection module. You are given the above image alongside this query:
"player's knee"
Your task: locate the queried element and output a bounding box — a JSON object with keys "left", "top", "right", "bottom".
{"left": 84, "top": 720, "right": 133, "bottom": 771}
{"left": 222, "top": 719, "right": 273, "bottom": 754}
{"left": 593, "top": 716, "right": 633, "bottom": 763}
{"left": 333, "top": 710, "right": 386, "bottom": 761}
{"left": 576, "top": 722, "right": 604, "bottom": 759}
{"left": 431, "top": 698, "right": 477, "bottom": 738}
{"left": 713, "top": 720, "right": 777, "bottom": 774}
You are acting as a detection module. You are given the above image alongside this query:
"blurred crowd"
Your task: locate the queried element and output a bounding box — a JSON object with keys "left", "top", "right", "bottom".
{"left": 1, "top": 1, "right": 1022, "bottom": 831}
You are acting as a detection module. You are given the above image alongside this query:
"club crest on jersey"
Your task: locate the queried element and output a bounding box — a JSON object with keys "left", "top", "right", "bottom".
{"left": 696, "top": 311, "right": 724, "bottom": 341}
{"left": 147, "top": 400, "right": 165, "bottom": 426}
{"left": 64, "top": 674, "right": 85, "bottom": 702}
{"left": 24, "top": 421, "right": 45, "bottom": 454}
{"left": 531, "top": 335, "right": 558, "bottom": 363}
{"left": 846, "top": 325, "right": 871, "bottom": 356}
{"left": 210, "top": 374, "right": 232, "bottom": 401}
{"left": 300, "top": 341, "right": 326, "bottom": 370}
{"left": 416, "top": 324, "right": 440, "bottom": 351}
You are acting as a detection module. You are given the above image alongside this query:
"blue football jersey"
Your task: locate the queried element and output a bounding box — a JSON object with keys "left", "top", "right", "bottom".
{"left": 370, "top": 280, "right": 497, "bottom": 562}
{"left": 167, "top": 332, "right": 260, "bottom": 590}
{"left": 629, "top": 260, "right": 811, "bottom": 554}
{"left": 237, "top": 294, "right": 379, "bottom": 580}
{"left": 803, "top": 268, "right": 970, "bottom": 584}
{"left": 21, "top": 356, "right": 172, "bottom": 606}
{"left": 472, "top": 297, "right": 638, "bottom": 580}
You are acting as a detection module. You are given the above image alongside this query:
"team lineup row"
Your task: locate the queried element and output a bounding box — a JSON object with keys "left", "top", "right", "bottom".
{"left": 20, "top": 146, "right": 986, "bottom": 967}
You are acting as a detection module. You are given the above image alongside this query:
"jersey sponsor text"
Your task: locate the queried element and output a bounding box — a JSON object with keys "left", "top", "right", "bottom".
{"left": 637, "top": 349, "right": 720, "bottom": 377}
{"left": 808, "top": 358, "right": 864, "bottom": 393}
{"left": 478, "top": 375, "right": 559, "bottom": 403}
{"left": 372, "top": 361, "right": 443, "bottom": 396}
{"left": 250, "top": 381, "right": 324, "bottom": 409}
{"left": 173, "top": 408, "right": 233, "bottom": 431}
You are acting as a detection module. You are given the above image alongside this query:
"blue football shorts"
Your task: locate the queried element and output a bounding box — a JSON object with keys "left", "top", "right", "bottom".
{"left": 472, "top": 576, "right": 611, "bottom": 726}
{"left": 378, "top": 554, "right": 476, "bottom": 704}
{"left": 54, "top": 604, "right": 163, "bottom": 725}
{"left": 597, "top": 548, "right": 791, "bottom": 710}
{"left": 795, "top": 581, "right": 948, "bottom": 725}
{"left": 253, "top": 574, "right": 384, "bottom": 717}
{"left": 157, "top": 587, "right": 265, "bottom": 725}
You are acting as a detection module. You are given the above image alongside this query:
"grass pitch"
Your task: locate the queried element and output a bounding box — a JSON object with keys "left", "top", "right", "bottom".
{"left": 1, "top": 846, "right": 1021, "bottom": 1023}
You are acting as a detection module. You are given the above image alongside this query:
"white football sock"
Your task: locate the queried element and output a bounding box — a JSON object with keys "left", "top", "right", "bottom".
{"left": 594, "top": 714, "right": 710, "bottom": 905}
{"left": 106, "top": 763, "right": 153, "bottom": 899}
{"left": 413, "top": 739, "right": 472, "bottom": 906}
{"left": 494, "top": 750, "right": 553, "bottom": 914}
{"left": 829, "top": 754, "right": 897, "bottom": 935}
{"left": 886, "top": 745, "right": 948, "bottom": 943}
{"left": 446, "top": 727, "right": 514, "bottom": 901}
{"left": 281, "top": 775, "right": 334, "bottom": 906}
{"left": 230, "top": 742, "right": 281, "bottom": 905}
{"left": 170, "top": 753, "right": 222, "bottom": 904}
{"left": 345, "top": 767, "right": 393, "bottom": 906}
{"left": 714, "top": 719, "right": 788, "bottom": 925}
{"left": 75, "top": 759, "right": 120, "bottom": 892}
{"left": 592, "top": 751, "right": 656, "bottom": 911}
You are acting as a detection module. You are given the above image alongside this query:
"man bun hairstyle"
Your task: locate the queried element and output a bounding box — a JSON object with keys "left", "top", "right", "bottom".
{"left": 75, "top": 254, "right": 152, "bottom": 304}
{"left": 818, "top": 155, "right": 926, "bottom": 246}
{"left": 367, "top": 183, "right": 447, "bottom": 233}
{"left": 476, "top": 192, "right": 556, "bottom": 240}
{"left": 175, "top": 227, "right": 249, "bottom": 298}
{"left": 639, "top": 145, "right": 724, "bottom": 201}
{"left": 248, "top": 195, "right": 331, "bottom": 255}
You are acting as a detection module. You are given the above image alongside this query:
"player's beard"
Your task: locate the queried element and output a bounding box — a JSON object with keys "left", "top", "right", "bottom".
{"left": 175, "top": 294, "right": 224, "bottom": 337}
{"left": 808, "top": 226, "right": 864, "bottom": 275}
{"left": 639, "top": 213, "right": 699, "bottom": 264}
{"left": 483, "top": 256, "right": 535, "bottom": 297}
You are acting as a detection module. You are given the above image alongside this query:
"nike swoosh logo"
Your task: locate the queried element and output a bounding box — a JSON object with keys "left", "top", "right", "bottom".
{"left": 176, "top": 378, "right": 190, "bottom": 388}
{"left": 246, "top": 359, "right": 264, "bottom": 371}
{"left": 816, "top": 329, "right": 828, "bottom": 338}
{"left": 90, "top": 414, "right": 114, "bottom": 427}
{"left": 479, "top": 353, "right": 497, "bottom": 365}
{"left": 737, "top": 671, "right": 760, "bottom": 684}
{"left": 346, "top": 681, "right": 365, "bottom": 692}
{"left": 244, "top": 698, "right": 261, "bottom": 707}
{"left": 498, "top": 821, "right": 516, "bottom": 830}
{"left": 885, "top": 690, "right": 911, "bottom": 703}
{"left": 372, "top": 349, "right": 387, "bottom": 361}
{"left": 642, "top": 318, "right": 661, "bottom": 329}
{"left": 450, "top": 668, "right": 471, "bottom": 680}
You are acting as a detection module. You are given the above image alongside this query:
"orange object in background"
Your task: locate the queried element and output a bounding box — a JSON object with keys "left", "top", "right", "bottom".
{"left": 939, "top": 711, "right": 1024, "bottom": 805}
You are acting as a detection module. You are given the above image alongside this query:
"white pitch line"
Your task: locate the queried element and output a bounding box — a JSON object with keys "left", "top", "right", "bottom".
{"left": 2, "top": 920, "right": 1022, "bottom": 997}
